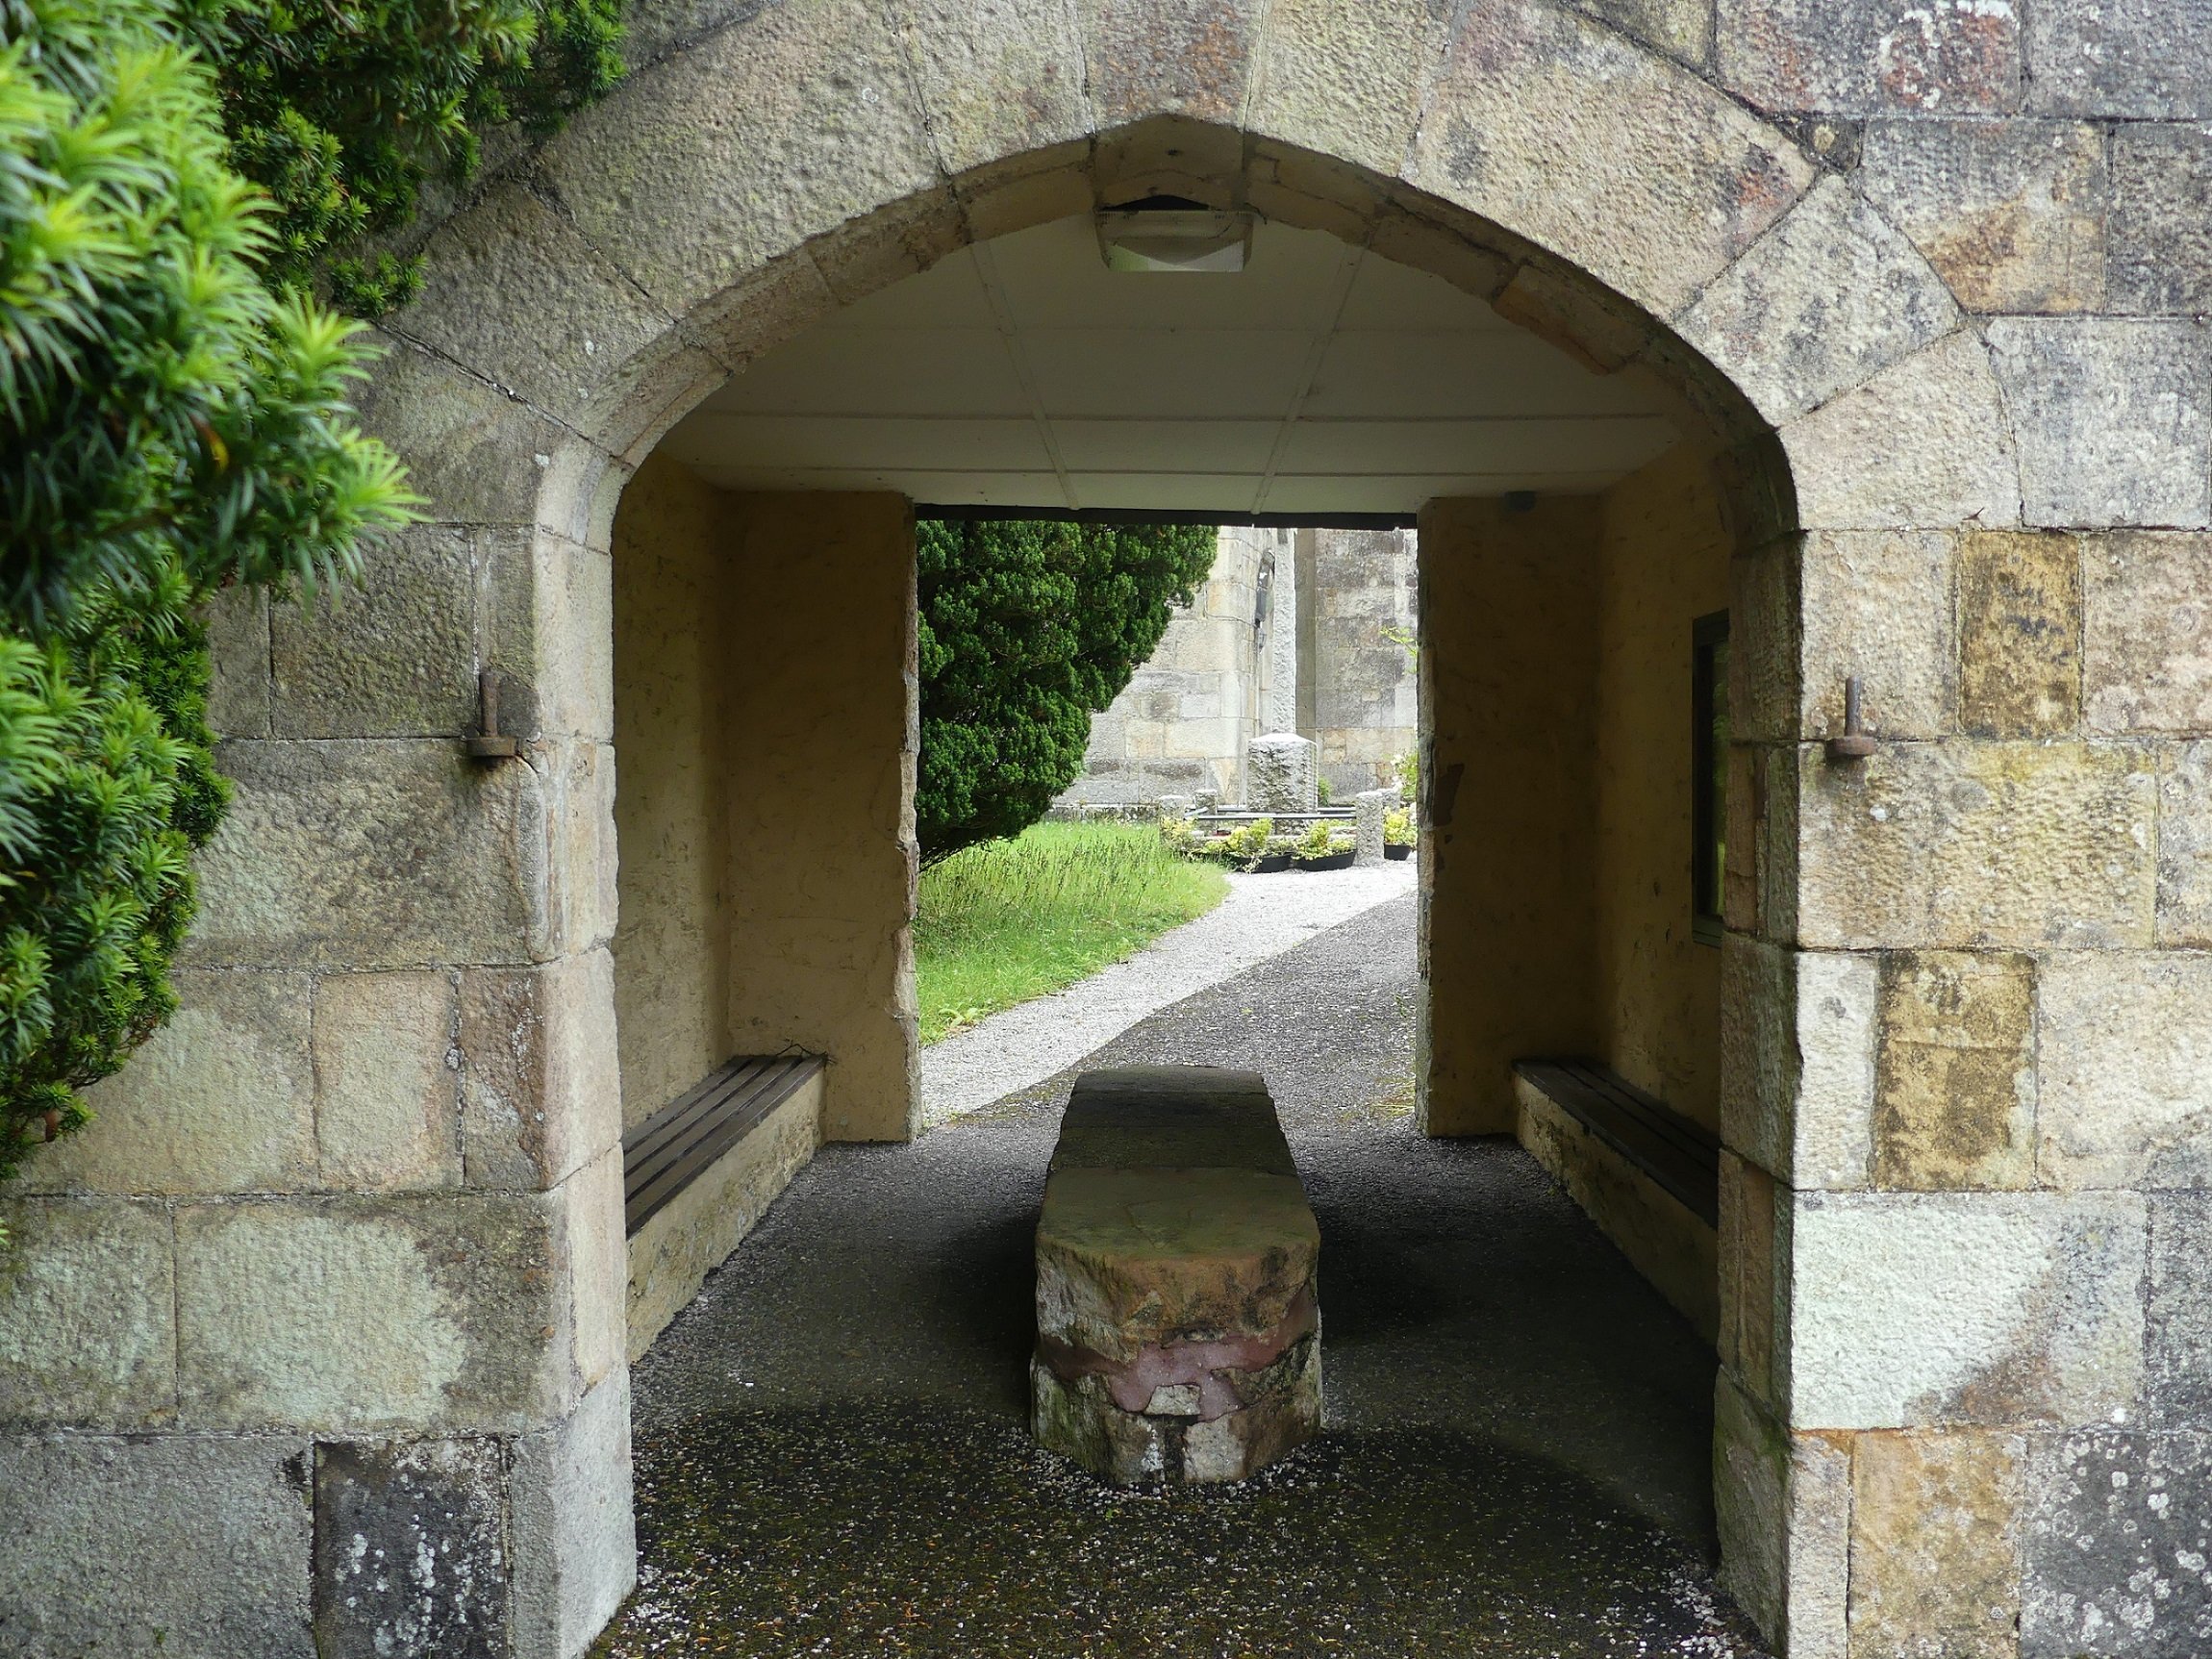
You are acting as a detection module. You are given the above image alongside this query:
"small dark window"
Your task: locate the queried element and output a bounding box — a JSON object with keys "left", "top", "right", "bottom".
{"left": 1692, "top": 612, "right": 1729, "bottom": 946}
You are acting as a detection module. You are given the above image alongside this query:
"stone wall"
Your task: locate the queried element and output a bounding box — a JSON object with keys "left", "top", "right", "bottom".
{"left": 611, "top": 460, "right": 919, "bottom": 1144}
{"left": 1596, "top": 449, "right": 1731, "bottom": 1132}
{"left": 1058, "top": 525, "right": 1289, "bottom": 806}
{"left": 1296, "top": 527, "right": 1419, "bottom": 798}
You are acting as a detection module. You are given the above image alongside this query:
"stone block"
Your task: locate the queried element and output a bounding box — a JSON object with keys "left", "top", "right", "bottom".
{"left": 2021, "top": 1430, "right": 2212, "bottom": 1656}
{"left": 1246, "top": 732, "right": 1318, "bottom": 812}
{"left": 390, "top": 181, "right": 672, "bottom": 430}
{"left": 2146, "top": 1194, "right": 2212, "bottom": 1428}
{"left": 1959, "top": 530, "right": 2082, "bottom": 738}
{"left": 1713, "top": 1368, "right": 1850, "bottom": 1659}
{"left": 1406, "top": 0, "right": 1814, "bottom": 317}
{"left": 1256, "top": 0, "right": 1460, "bottom": 179}
{"left": 314, "top": 970, "right": 462, "bottom": 1193}
{"left": 1873, "top": 949, "right": 2035, "bottom": 1192}
{"left": 538, "top": 1, "right": 939, "bottom": 318}
{"left": 186, "top": 740, "right": 545, "bottom": 971}
{"left": 314, "top": 1437, "right": 509, "bottom": 1658}
{"left": 14, "top": 968, "right": 315, "bottom": 1196}
{"left": 892, "top": 0, "right": 1089, "bottom": 175}
{"left": 1716, "top": 0, "right": 2022, "bottom": 115}
{"left": 540, "top": 739, "right": 619, "bottom": 958}
{"left": 204, "top": 584, "right": 271, "bottom": 739}
{"left": 0, "top": 1432, "right": 314, "bottom": 1657}
{"left": 271, "top": 526, "right": 480, "bottom": 739}
{"left": 1352, "top": 787, "right": 1394, "bottom": 866}
{"left": 2024, "top": 2, "right": 2212, "bottom": 118}
{"left": 1720, "top": 938, "right": 1877, "bottom": 1192}
{"left": 1033, "top": 1068, "right": 1320, "bottom": 1485}
{"left": 1799, "top": 528, "right": 1954, "bottom": 741}
{"left": 0, "top": 1197, "right": 174, "bottom": 1425}
{"left": 2107, "top": 125, "right": 2212, "bottom": 314}
{"left": 1796, "top": 741, "right": 2155, "bottom": 950}
{"left": 477, "top": 529, "right": 615, "bottom": 747}
{"left": 2084, "top": 532, "right": 2212, "bottom": 734}
{"left": 1783, "top": 330, "right": 2020, "bottom": 532}
{"left": 1080, "top": 0, "right": 1264, "bottom": 126}
{"left": 511, "top": 1370, "right": 637, "bottom": 1659}
{"left": 459, "top": 949, "right": 623, "bottom": 1192}
{"left": 1987, "top": 317, "right": 2212, "bottom": 531}
{"left": 557, "top": 1146, "right": 629, "bottom": 1399}
{"left": 1729, "top": 539, "right": 1799, "bottom": 743}
{"left": 1786, "top": 1190, "right": 2145, "bottom": 1430}
{"left": 1568, "top": 0, "right": 1708, "bottom": 65}
{"left": 2037, "top": 951, "right": 2212, "bottom": 1189}
{"left": 351, "top": 330, "right": 568, "bottom": 530}
{"left": 1677, "top": 175, "right": 1957, "bottom": 425}
{"left": 1859, "top": 118, "right": 2107, "bottom": 314}
{"left": 1719, "top": 1151, "right": 1786, "bottom": 1404}
{"left": 174, "top": 1195, "right": 566, "bottom": 1432}
{"left": 2157, "top": 741, "right": 2212, "bottom": 945}
{"left": 1848, "top": 1429, "right": 2025, "bottom": 1659}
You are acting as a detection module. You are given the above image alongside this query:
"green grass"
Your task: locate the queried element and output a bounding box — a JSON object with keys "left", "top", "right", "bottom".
{"left": 914, "top": 821, "right": 1230, "bottom": 1044}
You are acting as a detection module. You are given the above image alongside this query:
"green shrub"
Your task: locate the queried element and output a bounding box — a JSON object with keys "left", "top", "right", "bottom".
{"left": 0, "top": 0, "right": 423, "bottom": 1205}
{"left": 1221, "top": 817, "right": 1272, "bottom": 867}
{"left": 1384, "top": 806, "right": 1416, "bottom": 846}
{"left": 917, "top": 518, "right": 1217, "bottom": 862}
{"left": 1294, "top": 818, "right": 1352, "bottom": 861}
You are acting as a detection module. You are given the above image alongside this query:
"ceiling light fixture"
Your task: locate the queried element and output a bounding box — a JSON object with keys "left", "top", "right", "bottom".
{"left": 1095, "top": 196, "right": 1254, "bottom": 272}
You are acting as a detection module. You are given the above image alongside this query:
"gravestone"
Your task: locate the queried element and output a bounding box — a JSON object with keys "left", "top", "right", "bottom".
{"left": 1353, "top": 788, "right": 1396, "bottom": 865}
{"left": 1246, "top": 733, "right": 1319, "bottom": 814}
{"left": 1031, "top": 1067, "right": 1321, "bottom": 1484}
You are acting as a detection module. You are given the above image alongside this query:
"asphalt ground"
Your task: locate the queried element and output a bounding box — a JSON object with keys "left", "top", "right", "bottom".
{"left": 600, "top": 894, "right": 1766, "bottom": 1658}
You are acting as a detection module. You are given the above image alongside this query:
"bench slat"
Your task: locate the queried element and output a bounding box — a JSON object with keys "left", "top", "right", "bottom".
{"left": 622, "top": 1054, "right": 823, "bottom": 1236}
{"left": 1514, "top": 1058, "right": 1720, "bottom": 1226}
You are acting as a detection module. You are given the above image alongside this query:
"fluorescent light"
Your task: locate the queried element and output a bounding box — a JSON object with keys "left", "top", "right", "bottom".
{"left": 1095, "top": 207, "right": 1254, "bottom": 272}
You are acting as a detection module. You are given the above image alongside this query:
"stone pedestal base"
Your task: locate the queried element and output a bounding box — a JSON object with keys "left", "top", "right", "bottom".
{"left": 1032, "top": 1328, "right": 1321, "bottom": 1484}
{"left": 1030, "top": 1067, "right": 1322, "bottom": 1486}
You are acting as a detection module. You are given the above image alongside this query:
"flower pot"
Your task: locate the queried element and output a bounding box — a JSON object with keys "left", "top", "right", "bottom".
{"left": 1385, "top": 842, "right": 1412, "bottom": 861}
{"left": 1295, "top": 849, "right": 1357, "bottom": 871}
{"left": 1249, "top": 851, "right": 1294, "bottom": 873}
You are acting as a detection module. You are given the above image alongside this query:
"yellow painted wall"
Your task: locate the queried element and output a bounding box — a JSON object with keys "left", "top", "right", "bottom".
{"left": 610, "top": 462, "right": 919, "bottom": 1143}
{"left": 1417, "top": 496, "right": 1602, "bottom": 1135}
{"left": 1594, "top": 448, "right": 1731, "bottom": 1131}
{"left": 611, "top": 455, "right": 735, "bottom": 1131}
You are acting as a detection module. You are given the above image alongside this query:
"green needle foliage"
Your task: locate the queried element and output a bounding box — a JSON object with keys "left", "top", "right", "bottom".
{"left": 217, "top": 0, "right": 623, "bottom": 313}
{"left": 917, "top": 518, "right": 1218, "bottom": 863}
{"left": 0, "top": 0, "right": 432, "bottom": 1194}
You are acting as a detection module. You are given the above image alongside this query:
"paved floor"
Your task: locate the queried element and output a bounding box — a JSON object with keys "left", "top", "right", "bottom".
{"left": 603, "top": 895, "right": 1764, "bottom": 1657}
{"left": 919, "top": 858, "right": 1417, "bottom": 1129}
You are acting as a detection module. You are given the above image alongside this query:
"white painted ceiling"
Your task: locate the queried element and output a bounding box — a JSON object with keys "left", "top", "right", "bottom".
{"left": 657, "top": 215, "right": 1683, "bottom": 516}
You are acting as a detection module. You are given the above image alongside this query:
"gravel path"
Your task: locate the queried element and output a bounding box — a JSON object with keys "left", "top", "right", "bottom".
{"left": 918, "top": 859, "right": 1417, "bottom": 1130}
{"left": 607, "top": 894, "right": 1759, "bottom": 1658}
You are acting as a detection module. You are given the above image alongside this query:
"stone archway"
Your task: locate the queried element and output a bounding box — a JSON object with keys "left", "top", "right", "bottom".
{"left": 12, "top": 5, "right": 2199, "bottom": 1658}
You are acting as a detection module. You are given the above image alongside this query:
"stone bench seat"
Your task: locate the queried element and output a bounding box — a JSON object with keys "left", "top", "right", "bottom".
{"left": 1032, "top": 1066, "right": 1320, "bottom": 1485}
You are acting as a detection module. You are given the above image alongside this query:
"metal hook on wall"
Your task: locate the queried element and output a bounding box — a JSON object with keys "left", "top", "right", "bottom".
{"left": 1824, "top": 675, "right": 1878, "bottom": 762}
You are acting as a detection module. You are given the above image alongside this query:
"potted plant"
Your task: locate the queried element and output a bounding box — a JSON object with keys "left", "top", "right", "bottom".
{"left": 1294, "top": 818, "right": 1356, "bottom": 871}
{"left": 1384, "top": 808, "right": 1417, "bottom": 861}
{"left": 1253, "top": 833, "right": 1296, "bottom": 873}
{"left": 1223, "top": 817, "right": 1284, "bottom": 871}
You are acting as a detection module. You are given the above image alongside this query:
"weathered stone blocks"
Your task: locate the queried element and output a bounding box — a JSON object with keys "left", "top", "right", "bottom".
{"left": 1873, "top": 950, "right": 2036, "bottom": 1192}
{"left": 0, "top": 1197, "right": 175, "bottom": 1425}
{"left": 1798, "top": 528, "right": 1954, "bottom": 741}
{"left": 1717, "top": 0, "right": 2023, "bottom": 115}
{"left": 1988, "top": 318, "right": 2212, "bottom": 530}
{"left": 1785, "top": 1190, "right": 2146, "bottom": 1430}
{"left": 1246, "top": 731, "right": 1319, "bottom": 813}
{"left": 1960, "top": 531, "right": 2082, "bottom": 738}
{"left": 314, "top": 970, "right": 463, "bottom": 1193}
{"left": 2084, "top": 532, "right": 2212, "bottom": 735}
{"left": 1860, "top": 118, "right": 2108, "bottom": 314}
{"left": 2022, "top": 1430, "right": 2212, "bottom": 1656}
{"left": 2037, "top": 951, "right": 2212, "bottom": 1189}
{"left": 1033, "top": 1068, "right": 1320, "bottom": 1484}
{"left": 314, "top": 1437, "right": 510, "bottom": 1658}
{"left": 1795, "top": 740, "right": 2155, "bottom": 950}
{"left": 1849, "top": 1429, "right": 2025, "bottom": 1659}
{"left": 0, "top": 1431, "right": 314, "bottom": 1657}
{"left": 2109, "top": 125, "right": 2212, "bottom": 314}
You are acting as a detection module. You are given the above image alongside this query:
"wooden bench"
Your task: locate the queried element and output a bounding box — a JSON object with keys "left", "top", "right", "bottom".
{"left": 621, "top": 1053, "right": 824, "bottom": 1357}
{"left": 1513, "top": 1058, "right": 1721, "bottom": 1342}
{"left": 1032, "top": 1066, "right": 1321, "bottom": 1485}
